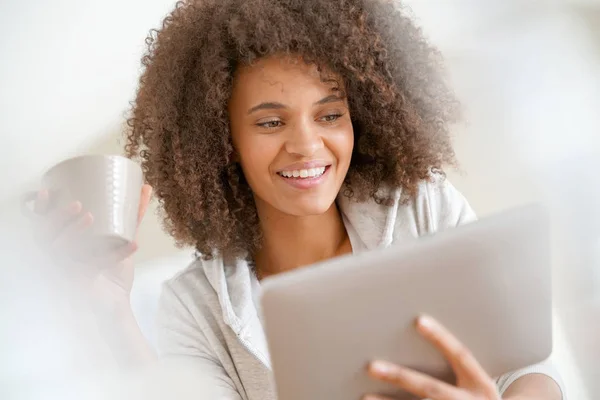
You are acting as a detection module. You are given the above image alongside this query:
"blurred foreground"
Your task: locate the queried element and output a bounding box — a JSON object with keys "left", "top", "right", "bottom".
{"left": 1, "top": 0, "right": 599, "bottom": 399}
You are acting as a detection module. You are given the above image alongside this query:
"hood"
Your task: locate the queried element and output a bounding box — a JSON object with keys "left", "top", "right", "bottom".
{"left": 201, "top": 186, "right": 403, "bottom": 367}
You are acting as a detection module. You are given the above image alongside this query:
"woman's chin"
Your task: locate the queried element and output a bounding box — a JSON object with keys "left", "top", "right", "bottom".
{"left": 279, "top": 199, "right": 337, "bottom": 218}
{"left": 256, "top": 189, "right": 341, "bottom": 218}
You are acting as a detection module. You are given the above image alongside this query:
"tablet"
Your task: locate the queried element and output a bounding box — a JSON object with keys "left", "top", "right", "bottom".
{"left": 260, "top": 204, "right": 553, "bottom": 400}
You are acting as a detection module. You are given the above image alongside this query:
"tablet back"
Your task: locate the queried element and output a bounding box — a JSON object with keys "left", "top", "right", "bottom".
{"left": 260, "top": 204, "right": 553, "bottom": 400}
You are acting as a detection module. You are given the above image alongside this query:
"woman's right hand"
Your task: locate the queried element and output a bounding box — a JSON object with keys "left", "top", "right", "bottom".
{"left": 33, "top": 184, "right": 153, "bottom": 312}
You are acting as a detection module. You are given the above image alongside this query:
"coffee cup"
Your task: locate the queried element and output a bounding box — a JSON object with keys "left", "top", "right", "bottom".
{"left": 22, "top": 154, "right": 144, "bottom": 255}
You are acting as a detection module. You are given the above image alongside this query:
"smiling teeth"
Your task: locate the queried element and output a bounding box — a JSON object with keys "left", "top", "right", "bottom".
{"left": 279, "top": 167, "right": 326, "bottom": 179}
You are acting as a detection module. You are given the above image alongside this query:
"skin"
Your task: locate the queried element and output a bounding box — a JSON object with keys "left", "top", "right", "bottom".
{"left": 365, "top": 316, "right": 560, "bottom": 400}
{"left": 34, "top": 55, "right": 561, "bottom": 399}
{"left": 228, "top": 56, "right": 354, "bottom": 278}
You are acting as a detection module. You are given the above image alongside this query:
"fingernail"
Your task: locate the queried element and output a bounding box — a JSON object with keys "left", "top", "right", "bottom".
{"left": 362, "top": 396, "right": 381, "bottom": 400}
{"left": 417, "top": 315, "right": 435, "bottom": 331}
{"left": 369, "top": 360, "right": 394, "bottom": 375}
{"left": 80, "top": 212, "right": 93, "bottom": 227}
{"left": 69, "top": 201, "right": 82, "bottom": 213}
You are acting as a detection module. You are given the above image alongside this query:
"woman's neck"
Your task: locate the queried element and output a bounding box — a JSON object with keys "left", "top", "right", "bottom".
{"left": 253, "top": 202, "right": 351, "bottom": 280}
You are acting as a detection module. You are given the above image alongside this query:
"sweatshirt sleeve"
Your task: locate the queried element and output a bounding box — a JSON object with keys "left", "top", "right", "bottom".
{"left": 427, "top": 176, "right": 566, "bottom": 398}
{"left": 156, "top": 282, "right": 244, "bottom": 400}
{"left": 495, "top": 359, "right": 566, "bottom": 398}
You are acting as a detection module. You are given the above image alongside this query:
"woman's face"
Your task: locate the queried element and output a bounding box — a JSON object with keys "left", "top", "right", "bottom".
{"left": 228, "top": 56, "right": 354, "bottom": 217}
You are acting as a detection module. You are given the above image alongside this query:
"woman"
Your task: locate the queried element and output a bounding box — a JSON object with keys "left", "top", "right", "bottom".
{"left": 36, "top": 0, "right": 564, "bottom": 399}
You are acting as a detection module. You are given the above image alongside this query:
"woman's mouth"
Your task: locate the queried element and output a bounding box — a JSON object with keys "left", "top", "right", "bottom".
{"left": 276, "top": 166, "right": 331, "bottom": 189}
{"left": 277, "top": 166, "right": 327, "bottom": 179}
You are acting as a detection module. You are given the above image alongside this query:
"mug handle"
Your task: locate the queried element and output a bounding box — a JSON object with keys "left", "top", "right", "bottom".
{"left": 20, "top": 191, "right": 40, "bottom": 220}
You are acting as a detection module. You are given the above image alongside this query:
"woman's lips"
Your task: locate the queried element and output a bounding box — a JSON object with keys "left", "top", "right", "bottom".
{"left": 276, "top": 165, "right": 331, "bottom": 189}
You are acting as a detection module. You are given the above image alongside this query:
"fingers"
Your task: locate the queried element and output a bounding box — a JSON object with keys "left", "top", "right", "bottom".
{"left": 415, "top": 315, "right": 494, "bottom": 389}
{"left": 53, "top": 211, "right": 94, "bottom": 250}
{"left": 366, "top": 316, "right": 498, "bottom": 399}
{"left": 49, "top": 201, "right": 83, "bottom": 236}
{"left": 69, "top": 241, "right": 137, "bottom": 278}
{"left": 34, "top": 189, "right": 50, "bottom": 214}
{"left": 33, "top": 189, "right": 142, "bottom": 273}
{"left": 36, "top": 201, "right": 84, "bottom": 243}
{"left": 361, "top": 395, "right": 395, "bottom": 400}
{"left": 367, "top": 360, "right": 464, "bottom": 400}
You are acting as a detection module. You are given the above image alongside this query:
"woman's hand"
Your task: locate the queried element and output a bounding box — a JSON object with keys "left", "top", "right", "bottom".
{"left": 365, "top": 315, "right": 500, "bottom": 400}
{"left": 32, "top": 184, "right": 158, "bottom": 366}
{"left": 33, "top": 184, "right": 153, "bottom": 306}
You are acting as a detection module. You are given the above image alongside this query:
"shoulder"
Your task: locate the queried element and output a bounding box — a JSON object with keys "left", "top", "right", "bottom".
{"left": 339, "top": 174, "right": 477, "bottom": 248}
{"left": 416, "top": 174, "right": 477, "bottom": 226}
{"left": 162, "top": 258, "right": 214, "bottom": 304}
{"left": 156, "top": 256, "right": 237, "bottom": 356}
{"left": 394, "top": 174, "right": 477, "bottom": 238}
{"left": 157, "top": 257, "right": 223, "bottom": 332}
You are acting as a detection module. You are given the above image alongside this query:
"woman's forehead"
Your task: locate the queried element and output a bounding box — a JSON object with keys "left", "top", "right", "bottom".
{"left": 231, "top": 55, "right": 343, "bottom": 102}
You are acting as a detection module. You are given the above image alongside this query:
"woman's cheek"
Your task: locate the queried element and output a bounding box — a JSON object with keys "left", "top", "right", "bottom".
{"left": 327, "top": 127, "right": 354, "bottom": 164}
{"left": 240, "top": 136, "right": 282, "bottom": 180}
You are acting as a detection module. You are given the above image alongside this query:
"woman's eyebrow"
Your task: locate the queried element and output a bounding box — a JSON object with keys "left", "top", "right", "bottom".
{"left": 247, "top": 94, "right": 344, "bottom": 115}
{"left": 247, "top": 102, "right": 287, "bottom": 115}
{"left": 313, "top": 94, "right": 344, "bottom": 106}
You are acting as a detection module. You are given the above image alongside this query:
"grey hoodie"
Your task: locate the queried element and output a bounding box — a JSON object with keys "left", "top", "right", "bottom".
{"left": 156, "top": 177, "right": 565, "bottom": 399}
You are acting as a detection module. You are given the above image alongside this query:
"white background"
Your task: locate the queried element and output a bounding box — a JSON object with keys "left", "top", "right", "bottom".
{"left": 1, "top": 0, "right": 599, "bottom": 398}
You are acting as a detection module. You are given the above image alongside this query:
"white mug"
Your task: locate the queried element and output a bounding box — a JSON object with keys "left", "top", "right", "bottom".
{"left": 22, "top": 154, "right": 144, "bottom": 255}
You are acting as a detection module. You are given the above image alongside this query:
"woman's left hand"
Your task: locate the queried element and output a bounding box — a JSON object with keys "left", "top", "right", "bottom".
{"left": 364, "top": 315, "right": 500, "bottom": 400}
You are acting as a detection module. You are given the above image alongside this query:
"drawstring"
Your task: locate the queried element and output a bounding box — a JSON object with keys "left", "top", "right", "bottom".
{"left": 378, "top": 188, "right": 401, "bottom": 248}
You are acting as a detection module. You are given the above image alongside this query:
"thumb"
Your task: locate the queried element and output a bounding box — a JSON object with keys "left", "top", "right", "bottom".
{"left": 136, "top": 184, "right": 153, "bottom": 227}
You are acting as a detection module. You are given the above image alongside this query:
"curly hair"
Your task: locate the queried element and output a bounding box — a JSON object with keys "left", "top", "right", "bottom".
{"left": 125, "top": 0, "right": 460, "bottom": 259}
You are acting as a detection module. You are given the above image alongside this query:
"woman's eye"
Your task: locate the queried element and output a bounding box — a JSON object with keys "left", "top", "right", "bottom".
{"left": 321, "top": 114, "right": 342, "bottom": 123}
{"left": 257, "top": 120, "right": 283, "bottom": 129}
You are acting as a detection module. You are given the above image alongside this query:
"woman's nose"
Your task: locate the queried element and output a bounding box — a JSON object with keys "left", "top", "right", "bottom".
{"left": 284, "top": 120, "right": 324, "bottom": 157}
